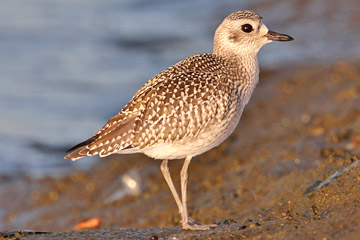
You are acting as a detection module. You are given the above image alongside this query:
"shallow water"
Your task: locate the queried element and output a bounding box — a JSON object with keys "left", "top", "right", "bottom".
{"left": 0, "top": 0, "right": 359, "bottom": 176}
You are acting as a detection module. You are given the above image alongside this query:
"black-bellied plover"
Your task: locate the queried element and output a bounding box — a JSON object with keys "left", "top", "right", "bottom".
{"left": 65, "top": 10, "right": 293, "bottom": 230}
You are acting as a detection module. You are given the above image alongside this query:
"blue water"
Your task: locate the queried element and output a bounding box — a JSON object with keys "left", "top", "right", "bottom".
{"left": 0, "top": 0, "right": 359, "bottom": 176}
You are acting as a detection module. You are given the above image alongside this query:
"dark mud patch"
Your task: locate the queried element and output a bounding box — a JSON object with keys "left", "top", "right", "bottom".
{"left": 1, "top": 60, "right": 360, "bottom": 239}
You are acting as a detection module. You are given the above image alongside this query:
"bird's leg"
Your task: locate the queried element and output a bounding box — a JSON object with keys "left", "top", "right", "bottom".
{"left": 160, "top": 160, "right": 184, "bottom": 220}
{"left": 180, "top": 156, "right": 217, "bottom": 230}
{"left": 180, "top": 156, "right": 191, "bottom": 226}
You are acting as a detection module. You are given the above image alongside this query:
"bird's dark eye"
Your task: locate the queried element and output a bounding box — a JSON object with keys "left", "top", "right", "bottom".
{"left": 241, "top": 24, "right": 253, "bottom": 33}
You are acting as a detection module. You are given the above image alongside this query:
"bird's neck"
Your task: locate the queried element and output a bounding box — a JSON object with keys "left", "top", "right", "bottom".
{"left": 220, "top": 51, "right": 259, "bottom": 85}
{"left": 234, "top": 54, "right": 259, "bottom": 105}
{"left": 215, "top": 51, "right": 260, "bottom": 105}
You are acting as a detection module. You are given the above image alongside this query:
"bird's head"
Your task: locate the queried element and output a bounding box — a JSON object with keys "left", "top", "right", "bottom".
{"left": 214, "top": 10, "right": 293, "bottom": 57}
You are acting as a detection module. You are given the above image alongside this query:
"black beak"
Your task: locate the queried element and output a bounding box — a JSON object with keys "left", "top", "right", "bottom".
{"left": 265, "top": 30, "right": 294, "bottom": 41}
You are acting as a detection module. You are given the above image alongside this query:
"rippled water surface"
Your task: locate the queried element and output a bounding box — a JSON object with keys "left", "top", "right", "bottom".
{"left": 0, "top": 0, "right": 359, "bottom": 176}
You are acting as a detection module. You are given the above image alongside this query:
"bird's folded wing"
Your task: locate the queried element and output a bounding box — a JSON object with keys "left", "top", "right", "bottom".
{"left": 129, "top": 71, "right": 232, "bottom": 149}
{"left": 65, "top": 54, "right": 235, "bottom": 159}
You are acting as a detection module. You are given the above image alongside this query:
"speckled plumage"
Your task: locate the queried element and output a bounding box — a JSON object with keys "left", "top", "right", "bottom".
{"left": 65, "top": 10, "right": 293, "bottom": 230}
{"left": 226, "top": 11, "right": 262, "bottom": 21}
{"left": 65, "top": 53, "right": 256, "bottom": 160}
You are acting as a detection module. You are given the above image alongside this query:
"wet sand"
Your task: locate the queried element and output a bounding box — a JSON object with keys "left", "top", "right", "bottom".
{"left": 1, "top": 60, "right": 360, "bottom": 239}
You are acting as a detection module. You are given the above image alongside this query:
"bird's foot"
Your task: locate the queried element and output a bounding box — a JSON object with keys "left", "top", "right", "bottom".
{"left": 182, "top": 218, "right": 217, "bottom": 230}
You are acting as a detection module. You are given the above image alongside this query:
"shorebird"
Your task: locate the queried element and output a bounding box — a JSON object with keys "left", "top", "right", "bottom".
{"left": 65, "top": 10, "right": 293, "bottom": 230}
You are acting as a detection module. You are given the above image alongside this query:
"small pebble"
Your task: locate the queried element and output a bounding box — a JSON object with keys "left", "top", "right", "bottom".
{"left": 244, "top": 219, "right": 253, "bottom": 224}
{"left": 249, "top": 223, "right": 256, "bottom": 228}
{"left": 223, "top": 219, "right": 237, "bottom": 225}
{"left": 239, "top": 225, "right": 247, "bottom": 230}
{"left": 149, "top": 234, "right": 158, "bottom": 240}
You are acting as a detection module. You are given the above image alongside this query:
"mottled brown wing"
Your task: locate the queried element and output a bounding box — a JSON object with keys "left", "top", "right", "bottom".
{"left": 65, "top": 53, "right": 233, "bottom": 160}
{"left": 64, "top": 82, "right": 157, "bottom": 160}
{"left": 129, "top": 71, "right": 232, "bottom": 149}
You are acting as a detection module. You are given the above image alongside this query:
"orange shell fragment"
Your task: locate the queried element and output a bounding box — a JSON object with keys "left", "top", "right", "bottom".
{"left": 74, "top": 217, "right": 101, "bottom": 230}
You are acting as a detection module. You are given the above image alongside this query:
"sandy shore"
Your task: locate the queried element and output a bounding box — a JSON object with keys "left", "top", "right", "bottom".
{"left": 1, "top": 60, "right": 360, "bottom": 239}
